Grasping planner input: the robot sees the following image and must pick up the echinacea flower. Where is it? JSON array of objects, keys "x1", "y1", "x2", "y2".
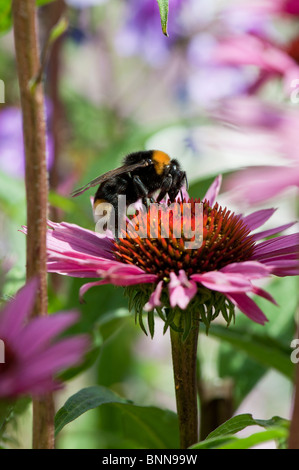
[
  {"x1": 24, "y1": 176, "x2": 299, "y2": 335},
  {"x1": 0, "y1": 279, "x2": 89, "y2": 398}
]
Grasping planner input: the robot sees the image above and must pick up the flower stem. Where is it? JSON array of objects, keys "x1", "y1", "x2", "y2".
[
  {"x1": 12, "y1": 0, "x2": 54, "y2": 449},
  {"x1": 169, "y1": 310, "x2": 200, "y2": 449}
]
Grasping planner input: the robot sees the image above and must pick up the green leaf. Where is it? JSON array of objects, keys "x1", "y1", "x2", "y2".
[
  {"x1": 206, "y1": 413, "x2": 288, "y2": 440},
  {"x1": 213, "y1": 276, "x2": 298, "y2": 406},
  {"x1": 156, "y1": 0, "x2": 169, "y2": 36},
  {"x1": 48, "y1": 190, "x2": 77, "y2": 213},
  {"x1": 218, "y1": 428, "x2": 288, "y2": 449},
  {"x1": 208, "y1": 323, "x2": 294, "y2": 380},
  {"x1": 192, "y1": 428, "x2": 287, "y2": 449},
  {"x1": 55, "y1": 386, "x2": 179, "y2": 448},
  {"x1": 55, "y1": 386, "x2": 129, "y2": 436},
  {"x1": 0, "y1": 1, "x2": 11, "y2": 34},
  {"x1": 191, "y1": 413, "x2": 289, "y2": 449},
  {"x1": 48, "y1": 16, "x2": 68, "y2": 44}
]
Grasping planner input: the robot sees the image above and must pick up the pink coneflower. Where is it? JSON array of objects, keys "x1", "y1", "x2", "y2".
[
  {"x1": 25, "y1": 176, "x2": 299, "y2": 334},
  {"x1": 0, "y1": 279, "x2": 89, "y2": 397},
  {"x1": 215, "y1": 97, "x2": 299, "y2": 204},
  {"x1": 212, "y1": 33, "x2": 299, "y2": 96}
]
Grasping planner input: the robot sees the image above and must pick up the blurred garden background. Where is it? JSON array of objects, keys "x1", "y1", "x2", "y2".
[{"x1": 0, "y1": 0, "x2": 299, "y2": 449}]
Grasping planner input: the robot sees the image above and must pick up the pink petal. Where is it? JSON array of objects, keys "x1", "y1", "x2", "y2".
[
  {"x1": 251, "y1": 222, "x2": 297, "y2": 241},
  {"x1": 14, "y1": 311, "x2": 80, "y2": 359},
  {"x1": 0, "y1": 278, "x2": 38, "y2": 340},
  {"x1": 168, "y1": 272, "x2": 197, "y2": 310},
  {"x1": 79, "y1": 270, "x2": 157, "y2": 300},
  {"x1": 45, "y1": 221, "x2": 115, "y2": 259},
  {"x1": 251, "y1": 286, "x2": 278, "y2": 305},
  {"x1": 265, "y1": 259, "x2": 299, "y2": 277},
  {"x1": 242, "y1": 208, "x2": 276, "y2": 231},
  {"x1": 191, "y1": 271, "x2": 252, "y2": 293},
  {"x1": 220, "y1": 261, "x2": 271, "y2": 279},
  {"x1": 79, "y1": 280, "x2": 108, "y2": 301},
  {"x1": 144, "y1": 281, "x2": 164, "y2": 312},
  {"x1": 17, "y1": 336, "x2": 89, "y2": 383},
  {"x1": 203, "y1": 175, "x2": 222, "y2": 206},
  {"x1": 102, "y1": 265, "x2": 158, "y2": 285},
  {"x1": 226, "y1": 293, "x2": 268, "y2": 325},
  {"x1": 253, "y1": 233, "x2": 299, "y2": 258},
  {"x1": 227, "y1": 166, "x2": 299, "y2": 204}
]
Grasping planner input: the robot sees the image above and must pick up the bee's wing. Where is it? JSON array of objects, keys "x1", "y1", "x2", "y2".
[{"x1": 71, "y1": 160, "x2": 150, "y2": 197}]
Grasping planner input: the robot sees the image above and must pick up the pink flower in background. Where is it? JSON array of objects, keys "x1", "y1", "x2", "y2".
[
  {"x1": 214, "y1": 96, "x2": 299, "y2": 203},
  {"x1": 24, "y1": 177, "x2": 299, "y2": 326},
  {"x1": 212, "y1": 33, "x2": 299, "y2": 96},
  {"x1": 227, "y1": 165, "x2": 299, "y2": 205},
  {"x1": 0, "y1": 279, "x2": 89, "y2": 397}
]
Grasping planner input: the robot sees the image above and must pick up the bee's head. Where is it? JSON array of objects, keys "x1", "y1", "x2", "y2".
[{"x1": 168, "y1": 159, "x2": 182, "y2": 176}]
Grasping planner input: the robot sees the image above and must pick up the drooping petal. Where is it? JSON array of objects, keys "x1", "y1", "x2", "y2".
[
  {"x1": 79, "y1": 268, "x2": 157, "y2": 300},
  {"x1": 251, "y1": 286, "x2": 278, "y2": 305},
  {"x1": 191, "y1": 271, "x2": 252, "y2": 293},
  {"x1": 203, "y1": 175, "x2": 222, "y2": 207},
  {"x1": 144, "y1": 280, "x2": 164, "y2": 311},
  {"x1": 168, "y1": 271, "x2": 197, "y2": 309},
  {"x1": 220, "y1": 261, "x2": 271, "y2": 279},
  {"x1": 226, "y1": 292, "x2": 268, "y2": 325}
]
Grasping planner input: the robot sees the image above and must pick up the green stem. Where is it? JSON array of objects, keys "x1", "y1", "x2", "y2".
[
  {"x1": 169, "y1": 310, "x2": 200, "y2": 449},
  {"x1": 12, "y1": 0, "x2": 54, "y2": 449}
]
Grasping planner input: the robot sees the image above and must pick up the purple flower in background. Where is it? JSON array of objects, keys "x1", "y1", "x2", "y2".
[
  {"x1": 115, "y1": 0, "x2": 185, "y2": 66},
  {"x1": 0, "y1": 106, "x2": 54, "y2": 179},
  {"x1": 0, "y1": 279, "x2": 89, "y2": 398}
]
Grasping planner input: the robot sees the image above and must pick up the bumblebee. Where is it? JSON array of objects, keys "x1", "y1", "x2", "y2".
[{"x1": 72, "y1": 149, "x2": 187, "y2": 230}]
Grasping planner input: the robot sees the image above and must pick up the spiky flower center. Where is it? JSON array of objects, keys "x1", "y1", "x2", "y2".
[{"x1": 113, "y1": 199, "x2": 255, "y2": 279}]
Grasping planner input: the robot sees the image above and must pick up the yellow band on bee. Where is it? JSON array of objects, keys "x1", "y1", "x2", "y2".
[{"x1": 152, "y1": 150, "x2": 170, "y2": 175}]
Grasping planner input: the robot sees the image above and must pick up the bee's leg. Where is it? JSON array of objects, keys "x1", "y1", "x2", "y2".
[
  {"x1": 169, "y1": 172, "x2": 187, "y2": 202},
  {"x1": 156, "y1": 175, "x2": 173, "y2": 203},
  {"x1": 132, "y1": 175, "x2": 150, "y2": 208}
]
